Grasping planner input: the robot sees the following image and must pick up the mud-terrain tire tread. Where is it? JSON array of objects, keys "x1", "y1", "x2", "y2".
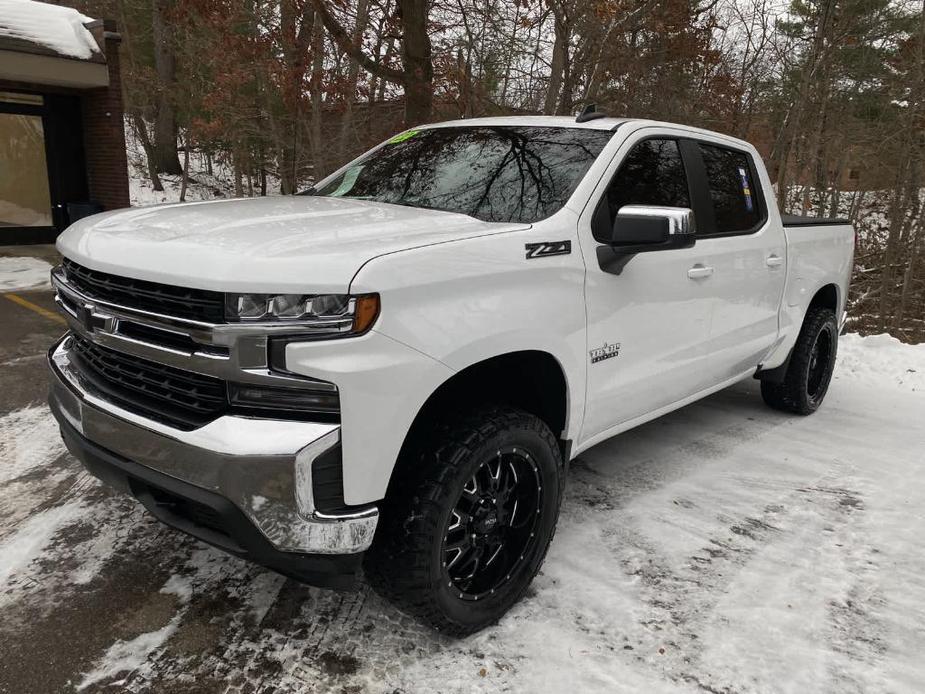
[
  {"x1": 364, "y1": 405, "x2": 563, "y2": 636},
  {"x1": 761, "y1": 306, "x2": 838, "y2": 415}
]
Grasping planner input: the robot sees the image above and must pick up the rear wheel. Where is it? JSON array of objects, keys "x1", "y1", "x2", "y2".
[
  {"x1": 761, "y1": 306, "x2": 838, "y2": 415},
  {"x1": 365, "y1": 406, "x2": 563, "y2": 635}
]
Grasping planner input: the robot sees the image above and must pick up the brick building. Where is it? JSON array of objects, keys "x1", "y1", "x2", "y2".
[{"x1": 0, "y1": 0, "x2": 129, "y2": 244}]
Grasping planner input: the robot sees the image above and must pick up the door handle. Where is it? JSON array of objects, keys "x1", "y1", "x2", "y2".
[
  {"x1": 688, "y1": 265, "x2": 714, "y2": 280},
  {"x1": 766, "y1": 255, "x2": 784, "y2": 268}
]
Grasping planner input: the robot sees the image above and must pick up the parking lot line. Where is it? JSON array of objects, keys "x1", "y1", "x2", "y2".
[{"x1": 3, "y1": 293, "x2": 66, "y2": 325}]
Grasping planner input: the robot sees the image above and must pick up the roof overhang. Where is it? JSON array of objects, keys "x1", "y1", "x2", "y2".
[{"x1": 0, "y1": 49, "x2": 108, "y2": 88}]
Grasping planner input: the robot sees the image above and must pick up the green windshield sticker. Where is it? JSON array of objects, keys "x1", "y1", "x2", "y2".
[{"x1": 387, "y1": 129, "x2": 419, "y2": 144}]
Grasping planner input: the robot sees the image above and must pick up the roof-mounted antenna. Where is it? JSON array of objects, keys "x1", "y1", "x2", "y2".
[{"x1": 575, "y1": 104, "x2": 606, "y2": 123}]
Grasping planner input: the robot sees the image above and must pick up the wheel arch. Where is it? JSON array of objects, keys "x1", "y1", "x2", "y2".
[
  {"x1": 412, "y1": 349, "x2": 568, "y2": 443},
  {"x1": 808, "y1": 282, "x2": 840, "y2": 314},
  {"x1": 758, "y1": 282, "x2": 841, "y2": 383},
  {"x1": 386, "y1": 350, "x2": 571, "y2": 497}
]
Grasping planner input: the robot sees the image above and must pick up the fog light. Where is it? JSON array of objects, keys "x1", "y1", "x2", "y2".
[{"x1": 228, "y1": 381, "x2": 340, "y2": 414}]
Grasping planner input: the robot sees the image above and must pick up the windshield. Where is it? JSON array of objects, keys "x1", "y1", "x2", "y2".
[{"x1": 312, "y1": 126, "x2": 612, "y2": 224}]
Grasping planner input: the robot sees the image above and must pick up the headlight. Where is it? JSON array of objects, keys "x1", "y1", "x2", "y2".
[{"x1": 224, "y1": 292, "x2": 380, "y2": 335}]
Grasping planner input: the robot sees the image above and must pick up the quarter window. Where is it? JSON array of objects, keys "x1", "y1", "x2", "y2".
[{"x1": 698, "y1": 143, "x2": 762, "y2": 234}]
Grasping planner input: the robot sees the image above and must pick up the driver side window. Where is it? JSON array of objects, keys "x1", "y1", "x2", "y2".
[{"x1": 606, "y1": 139, "x2": 691, "y2": 222}]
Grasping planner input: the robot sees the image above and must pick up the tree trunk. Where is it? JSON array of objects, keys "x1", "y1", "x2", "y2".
[
  {"x1": 878, "y1": 163, "x2": 911, "y2": 330},
  {"x1": 400, "y1": 0, "x2": 433, "y2": 124},
  {"x1": 894, "y1": 210, "x2": 922, "y2": 331},
  {"x1": 772, "y1": 0, "x2": 835, "y2": 210},
  {"x1": 179, "y1": 144, "x2": 190, "y2": 202},
  {"x1": 309, "y1": 18, "x2": 326, "y2": 181},
  {"x1": 151, "y1": 0, "x2": 182, "y2": 175},
  {"x1": 233, "y1": 149, "x2": 244, "y2": 197},
  {"x1": 544, "y1": 3, "x2": 568, "y2": 115},
  {"x1": 130, "y1": 113, "x2": 163, "y2": 192},
  {"x1": 278, "y1": 0, "x2": 314, "y2": 194},
  {"x1": 337, "y1": 0, "x2": 370, "y2": 165},
  {"x1": 376, "y1": 43, "x2": 393, "y2": 102}
]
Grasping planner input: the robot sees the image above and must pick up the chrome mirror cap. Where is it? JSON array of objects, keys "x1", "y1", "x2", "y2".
[{"x1": 616, "y1": 205, "x2": 696, "y2": 236}]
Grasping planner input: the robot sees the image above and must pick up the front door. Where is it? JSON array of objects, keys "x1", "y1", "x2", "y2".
[{"x1": 577, "y1": 131, "x2": 717, "y2": 445}]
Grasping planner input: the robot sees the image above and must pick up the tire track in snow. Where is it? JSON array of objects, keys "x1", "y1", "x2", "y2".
[{"x1": 562, "y1": 386, "x2": 895, "y2": 692}]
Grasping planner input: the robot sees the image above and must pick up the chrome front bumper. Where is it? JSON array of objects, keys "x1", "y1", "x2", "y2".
[{"x1": 48, "y1": 335, "x2": 378, "y2": 555}]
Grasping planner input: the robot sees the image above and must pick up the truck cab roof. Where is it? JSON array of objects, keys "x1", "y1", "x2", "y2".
[
  {"x1": 413, "y1": 115, "x2": 759, "y2": 154},
  {"x1": 415, "y1": 115, "x2": 633, "y2": 131}
]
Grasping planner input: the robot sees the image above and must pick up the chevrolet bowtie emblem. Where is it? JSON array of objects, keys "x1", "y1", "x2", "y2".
[
  {"x1": 77, "y1": 302, "x2": 115, "y2": 334},
  {"x1": 78, "y1": 302, "x2": 95, "y2": 332}
]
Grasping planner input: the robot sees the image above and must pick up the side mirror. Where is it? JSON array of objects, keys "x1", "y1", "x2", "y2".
[{"x1": 609, "y1": 205, "x2": 696, "y2": 254}]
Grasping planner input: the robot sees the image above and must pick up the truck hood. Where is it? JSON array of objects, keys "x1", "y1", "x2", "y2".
[{"x1": 57, "y1": 196, "x2": 529, "y2": 293}]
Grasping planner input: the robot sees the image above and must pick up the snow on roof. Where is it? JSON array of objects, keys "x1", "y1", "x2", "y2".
[{"x1": 0, "y1": 0, "x2": 100, "y2": 60}]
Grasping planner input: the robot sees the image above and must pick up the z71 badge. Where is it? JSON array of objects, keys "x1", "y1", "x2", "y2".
[
  {"x1": 525, "y1": 240, "x2": 571, "y2": 259},
  {"x1": 590, "y1": 342, "x2": 621, "y2": 364}
]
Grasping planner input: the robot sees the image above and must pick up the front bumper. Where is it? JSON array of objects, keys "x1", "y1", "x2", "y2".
[{"x1": 48, "y1": 335, "x2": 378, "y2": 585}]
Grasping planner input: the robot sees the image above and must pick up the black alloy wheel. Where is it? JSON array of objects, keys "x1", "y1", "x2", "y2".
[
  {"x1": 443, "y1": 446, "x2": 542, "y2": 601},
  {"x1": 364, "y1": 406, "x2": 564, "y2": 636},
  {"x1": 761, "y1": 306, "x2": 839, "y2": 415},
  {"x1": 806, "y1": 327, "x2": 834, "y2": 404}
]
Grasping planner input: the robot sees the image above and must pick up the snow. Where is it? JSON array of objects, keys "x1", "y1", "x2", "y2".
[
  {"x1": 0, "y1": 256, "x2": 53, "y2": 292},
  {"x1": 124, "y1": 125, "x2": 285, "y2": 206},
  {"x1": 76, "y1": 577, "x2": 191, "y2": 692},
  {"x1": 1, "y1": 333, "x2": 924, "y2": 691},
  {"x1": 0, "y1": 405, "x2": 65, "y2": 483},
  {"x1": 834, "y1": 332, "x2": 925, "y2": 392},
  {"x1": 0, "y1": 500, "x2": 85, "y2": 589},
  {"x1": 0, "y1": 0, "x2": 100, "y2": 60}
]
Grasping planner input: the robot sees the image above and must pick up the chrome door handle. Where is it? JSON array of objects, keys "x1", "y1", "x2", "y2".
[
  {"x1": 687, "y1": 265, "x2": 714, "y2": 279},
  {"x1": 766, "y1": 255, "x2": 784, "y2": 268}
]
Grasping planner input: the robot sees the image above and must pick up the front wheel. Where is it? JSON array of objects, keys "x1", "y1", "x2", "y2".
[
  {"x1": 365, "y1": 406, "x2": 564, "y2": 636},
  {"x1": 761, "y1": 306, "x2": 839, "y2": 415}
]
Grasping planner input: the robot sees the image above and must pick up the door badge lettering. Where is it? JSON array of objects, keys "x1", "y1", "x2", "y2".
[{"x1": 590, "y1": 342, "x2": 621, "y2": 364}]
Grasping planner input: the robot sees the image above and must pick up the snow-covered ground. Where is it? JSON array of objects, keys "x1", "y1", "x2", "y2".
[
  {"x1": 125, "y1": 128, "x2": 285, "y2": 207},
  {"x1": 1, "y1": 333, "x2": 924, "y2": 693},
  {"x1": 0, "y1": 256, "x2": 53, "y2": 292}
]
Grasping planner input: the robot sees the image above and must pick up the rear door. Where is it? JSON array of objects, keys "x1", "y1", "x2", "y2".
[
  {"x1": 684, "y1": 139, "x2": 786, "y2": 379},
  {"x1": 576, "y1": 130, "x2": 717, "y2": 444}
]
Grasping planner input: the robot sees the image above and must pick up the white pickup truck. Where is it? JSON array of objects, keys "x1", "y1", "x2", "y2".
[{"x1": 48, "y1": 115, "x2": 854, "y2": 635}]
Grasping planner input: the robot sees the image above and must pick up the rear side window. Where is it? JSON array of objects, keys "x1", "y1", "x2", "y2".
[
  {"x1": 698, "y1": 143, "x2": 762, "y2": 234},
  {"x1": 606, "y1": 139, "x2": 690, "y2": 220}
]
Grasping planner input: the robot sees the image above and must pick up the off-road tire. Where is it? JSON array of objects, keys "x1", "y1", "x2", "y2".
[
  {"x1": 364, "y1": 406, "x2": 564, "y2": 636},
  {"x1": 761, "y1": 306, "x2": 838, "y2": 415}
]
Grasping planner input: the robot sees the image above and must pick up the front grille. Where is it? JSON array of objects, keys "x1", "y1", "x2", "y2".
[
  {"x1": 69, "y1": 334, "x2": 227, "y2": 430},
  {"x1": 63, "y1": 258, "x2": 225, "y2": 323}
]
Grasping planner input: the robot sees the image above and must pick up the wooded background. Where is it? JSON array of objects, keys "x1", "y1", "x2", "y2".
[{"x1": 58, "y1": 0, "x2": 925, "y2": 342}]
